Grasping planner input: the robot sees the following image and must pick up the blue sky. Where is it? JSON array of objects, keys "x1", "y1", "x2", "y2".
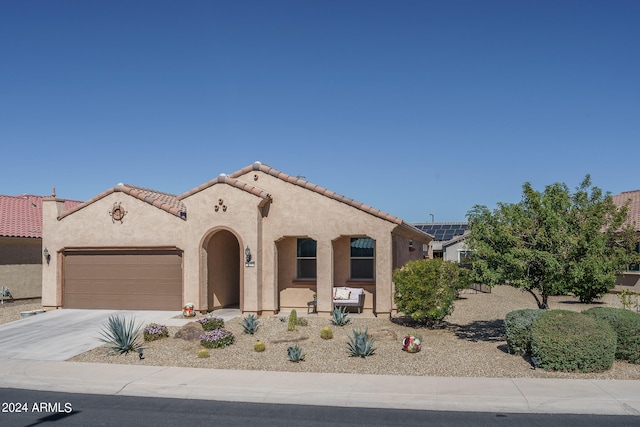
[{"x1": 2, "y1": 1, "x2": 638, "y2": 222}]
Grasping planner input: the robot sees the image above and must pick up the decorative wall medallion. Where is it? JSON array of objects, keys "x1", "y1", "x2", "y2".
[{"x1": 109, "y1": 202, "x2": 127, "y2": 223}]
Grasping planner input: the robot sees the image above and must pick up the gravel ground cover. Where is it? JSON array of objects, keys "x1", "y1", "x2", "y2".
[
  {"x1": 0, "y1": 299, "x2": 42, "y2": 324},
  {"x1": 70, "y1": 286, "x2": 640, "y2": 379},
  {"x1": 5, "y1": 289, "x2": 640, "y2": 379}
]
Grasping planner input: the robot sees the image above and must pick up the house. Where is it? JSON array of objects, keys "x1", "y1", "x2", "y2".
[
  {"x1": 0, "y1": 194, "x2": 81, "y2": 299},
  {"x1": 413, "y1": 222, "x2": 468, "y2": 262},
  {"x1": 41, "y1": 162, "x2": 433, "y2": 316},
  {"x1": 612, "y1": 190, "x2": 640, "y2": 292}
]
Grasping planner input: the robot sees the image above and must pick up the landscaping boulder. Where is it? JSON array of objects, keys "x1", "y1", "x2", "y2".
[
  {"x1": 367, "y1": 328, "x2": 398, "y2": 341},
  {"x1": 174, "y1": 322, "x2": 204, "y2": 341}
]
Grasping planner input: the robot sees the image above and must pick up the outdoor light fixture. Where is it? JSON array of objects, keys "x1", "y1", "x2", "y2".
[
  {"x1": 245, "y1": 246, "x2": 252, "y2": 263},
  {"x1": 43, "y1": 248, "x2": 51, "y2": 264},
  {"x1": 138, "y1": 348, "x2": 144, "y2": 360},
  {"x1": 409, "y1": 240, "x2": 415, "y2": 251}
]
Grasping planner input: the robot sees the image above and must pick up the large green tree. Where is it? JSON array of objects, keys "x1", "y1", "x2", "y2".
[{"x1": 466, "y1": 176, "x2": 638, "y2": 308}]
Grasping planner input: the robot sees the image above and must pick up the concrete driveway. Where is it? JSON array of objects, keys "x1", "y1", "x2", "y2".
[{"x1": 0, "y1": 309, "x2": 180, "y2": 361}]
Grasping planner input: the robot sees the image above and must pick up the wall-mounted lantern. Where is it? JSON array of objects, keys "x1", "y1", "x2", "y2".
[
  {"x1": 43, "y1": 248, "x2": 51, "y2": 264},
  {"x1": 245, "y1": 246, "x2": 255, "y2": 267}
]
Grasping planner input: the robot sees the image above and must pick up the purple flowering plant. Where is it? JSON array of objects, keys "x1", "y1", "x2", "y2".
[
  {"x1": 198, "y1": 316, "x2": 225, "y2": 331},
  {"x1": 143, "y1": 323, "x2": 169, "y2": 342},
  {"x1": 200, "y1": 329, "x2": 236, "y2": 349}
]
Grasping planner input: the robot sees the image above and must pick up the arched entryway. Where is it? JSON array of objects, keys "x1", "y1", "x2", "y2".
[{"x1": 206, "y1": 229, "x2": 242, "y2": 310}]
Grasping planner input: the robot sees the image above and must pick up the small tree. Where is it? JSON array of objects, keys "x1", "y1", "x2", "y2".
[
  {"x1": 466, "y1": 175, "x2": 638, "y2": 308},
  {"x1": 393, "y1": 259, "x2": 468, "y2": 324}
]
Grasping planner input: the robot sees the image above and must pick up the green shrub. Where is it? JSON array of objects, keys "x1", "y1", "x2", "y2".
[
  {"x1": 531, "y1": 310, "x2": 616, "y2": 372},
  {"x1": 198, "y1": 316, "x2": 225, "y2": 331},
  {"x1": 98, "y1": 315, "x2": 142, "y2": 355},
  {"x1": 296, "y1": 317, "x2": 308, "y2": 327},
  {"x1": 504, "y1": 309, "x2": 546, "y2": 355},
  {"x1": 583, "y1": 307, "x2": 640, "y2": 364},
  {"x1": 393, "y1": 259, "x2": 464, "y2": 323}
]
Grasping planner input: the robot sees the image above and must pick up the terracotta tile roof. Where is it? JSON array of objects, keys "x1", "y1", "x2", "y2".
[
  {"x1": 229, "y1": 162, "x2": 430, "y2": 240},
  {"x1": 612, "y1": 190, "x2": 640, "y2": 231},
  {"x1": 45, "y1": 162, "x2": 431, "y2": 242},
  {"x1": 0, "y1": 194, "x2": 82, "y2": 238},
  {"x1": 59, "y1": 185, "x2": 187, "y2": 220},
  {"x1": 178, "y1": 173, "x2": 271, "y2": 203}
]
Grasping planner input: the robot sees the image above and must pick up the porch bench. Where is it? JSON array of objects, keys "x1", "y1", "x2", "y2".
[{"x1": 332, "y1": 287, "x2": 365, "y2": 313}]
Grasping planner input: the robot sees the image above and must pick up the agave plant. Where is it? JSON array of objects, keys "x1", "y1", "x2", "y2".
[
  {"x1": 98, "y1": 315, "x2": 142, "y2": 354},
  {"x1": 242, "y1": 314, "x2": 260, "y2": 334},
  {"x1": 347, "y1": 328, "x2": 376, "y2": 358},
  {"x1": 287, "y1": 345, "x2": 305, "y2": 362},
  {"x1": 330, "y1": 306, "x2": 351, "y2": 326}
]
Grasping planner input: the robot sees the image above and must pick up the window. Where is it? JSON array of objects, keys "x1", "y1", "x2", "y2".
[
  {"x1": 297, "y1": 238, "x2": 317, "y2": 279},
  {"x1": 629, "y1": 242, "x2": 640, "y2": 272},
  {"x1": 458, "y1": 250, "x2": 473, "y2": 264},
  {"x1": 350, "y1": 237, "x2": 374, "y2": 279}
]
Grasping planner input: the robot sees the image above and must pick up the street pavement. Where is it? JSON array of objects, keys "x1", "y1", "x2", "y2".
[{"x1": 0, "y1": 309, "x2": 639, "y2": 416}]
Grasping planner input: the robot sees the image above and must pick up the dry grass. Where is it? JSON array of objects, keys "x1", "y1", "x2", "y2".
[{"x1": 67, "y1": 286, "x2": 640, "y2": 379}]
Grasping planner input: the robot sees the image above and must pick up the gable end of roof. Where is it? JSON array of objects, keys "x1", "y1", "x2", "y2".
[
  {"x1": 59, "y1": 185, "x2": 187, "y2": 220},
  {"x1": 178, "y1": 174, "x2": 271, "y2": 202},
  {"x1": 229, "y1": 161, "x2": 407, "y2": 226}
]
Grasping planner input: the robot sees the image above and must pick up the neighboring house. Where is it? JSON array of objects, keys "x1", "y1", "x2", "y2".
[
  {"x1": 612, "y1": 190, "x2": 640, "y2": 292},
  {"x1": 413, "y1": 222, "x2": 468, "y2": 262},
  {"x1": 0, "y1": 194, "x2": 81, "y2": 299},
  {"x1": 42, "y1": 162, "x2": 433, "y2": 316}
]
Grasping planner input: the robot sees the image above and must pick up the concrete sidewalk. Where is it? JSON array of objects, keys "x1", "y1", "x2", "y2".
[{"x1": 1, "y1": 359, "x2": 639, "y2": 416}]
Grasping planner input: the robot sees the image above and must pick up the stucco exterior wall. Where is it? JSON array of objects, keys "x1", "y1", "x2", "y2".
[
  {"x1": 240, "y1": 171, "x2": 399, "y2": 315},
  {"x1": 443, "y1": 239, "x2": 468, "y2": 263},
  {"x1": 42, "y1": 163, "x2": 432, "y2": 316},
  {"x1": 42, "y1": 194, "x2": 188, "y2": 308},
  {"x1": 180, "y1": 182, "x2": 263, "y2": 312},
  {"x1": 0, "y1": 237, "x2": 42, "y2": 299}
]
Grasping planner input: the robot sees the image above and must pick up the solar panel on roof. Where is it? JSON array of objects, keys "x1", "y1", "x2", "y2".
[{"x1": 413, "y1": 223, "x2": 468, "y2": 242}]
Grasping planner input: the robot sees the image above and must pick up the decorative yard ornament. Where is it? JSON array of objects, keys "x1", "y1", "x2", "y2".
[
  {"x1": 183, "y1": 303, "x2": 195, "y2": 317},
  {"x1": 402, "y1": 335, "x2": 422, "y2": 353},
  {"x1": 109, "y1": 202, "x2": 127, "y2": 223}
]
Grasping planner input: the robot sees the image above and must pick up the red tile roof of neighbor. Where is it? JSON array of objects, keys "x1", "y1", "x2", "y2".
[
  {"x1": 0, "y1": 195, "x2": 82, "y2": 238},
  {"x1": 612, "y1": 190, "x2": 640, "y2": 231}
]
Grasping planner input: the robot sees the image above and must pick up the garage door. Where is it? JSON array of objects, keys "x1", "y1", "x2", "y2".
[{"x1": 63, "y1": 250, "x2": 183, "y2": 310}]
